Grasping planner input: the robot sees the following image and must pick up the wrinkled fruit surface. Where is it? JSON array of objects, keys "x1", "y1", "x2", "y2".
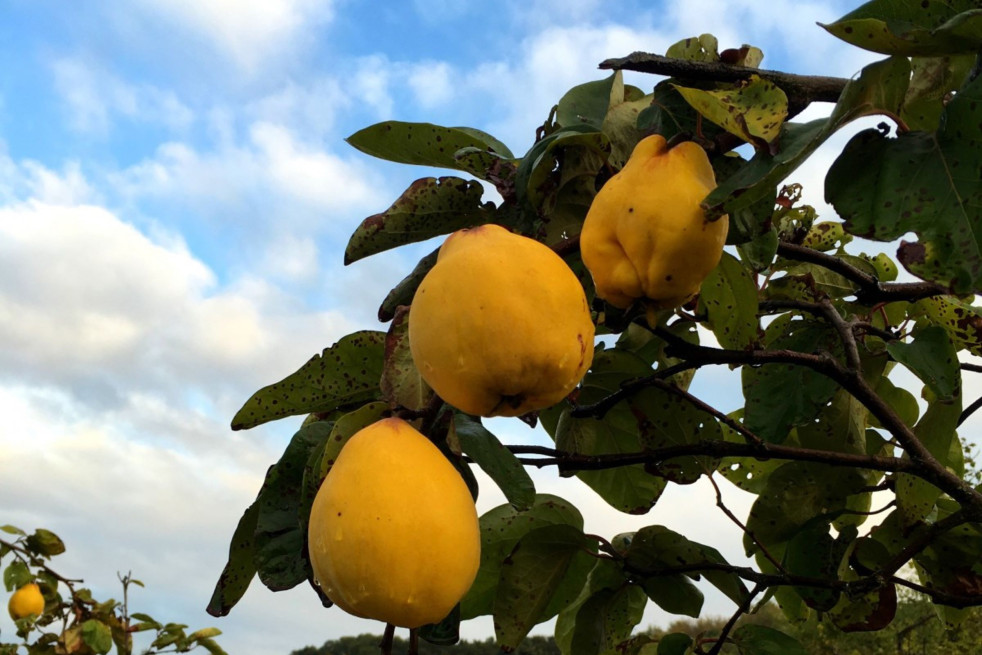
[
  {"x1": 8, "y1": 583, "x2": 44, "y2": 620},
  {"x1": 580, "y1": 134, "x2": 729, "y2": 310},
  {"x1": 307, "y1": 417, "x2": 480, "y2": 628},
  {"x1": 409, "y1": 224, "x2": 595, "y2": 417}
]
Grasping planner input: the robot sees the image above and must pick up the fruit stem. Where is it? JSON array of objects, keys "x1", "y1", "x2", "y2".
[
  {"x1": 409, "y1": 628, "x2": 419, "y2": 655},
  {"x1": 379, "y1": 623, "x2": 395, "y2": 655}
]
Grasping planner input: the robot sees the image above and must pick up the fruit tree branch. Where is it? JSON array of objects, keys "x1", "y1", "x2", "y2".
[
  {"x1": 776, "y1": 241, "x2": 949, "y2": 303},
  {"x1": 599, "y1": 52, "x2": 849, "y2": 113}
]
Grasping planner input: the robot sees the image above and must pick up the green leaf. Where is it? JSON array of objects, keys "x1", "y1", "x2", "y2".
[
  {"x1": 0, "y1": 525, "x2": 25, "y2": 536},
  {"x1": 704, "y1": 55, "x2": 910, "y2": 222},
  {"x1": 903, "y1": 55, "x2": 974, "y2": 131},
  {"x1": 25, "y1": 529, "x2": 65, "y2": 557},
  {"x1": 80, "y1": 619, "x2": 113, "y2": 655},
  {"x1": 564, "y1": 584, "x2": 648, "y2": 655},
  {"x1": 698, "y1": 252, "x2": 759, "y2": 349},
  {"x1": 196, "y1": 637, "x2": 229, "y2": 655},
  {"x1": 231, "y1": 331, "x2": 385, "y2": 430},
  {"x1": 461, "y1": 494, "x2": 583, "y2": 620},
  {"x1": 896, "y1": 392, "x2": 962, "y2": 525},
  {"x1": 910, "y1": 295, "x2": 982, "y2": 357},
  {"x1": 494, "y1": 524, "x2": 597, "y2": 650},
  {"x1": 344, "y1": 177, "x2": 493, "y2": 264},
  {"x1": 657, "y1": 633, "x2": 694, "y2": 655},
  {"x1": 638, "y1": 81, "x2": 726, "y2": 146},
  {"x1": 554, "y1": 558, "x2": 632, "y2": 655},
  {"x1": 254, "y1": 422, "x2": 334, "y2": 592},
  {"x1": 188, "y1": 628, "x2": 222, "y2": 641},
  {"x1": 731, "y1": 624, "x2": 808, "y2": 655},
  {"x1": 784, "y1": 522, "x2": 850, "y2": 611},
  {"x1": 346, "y1": 121, "x2": 513, "y2": 170},
  {"x1": 556, "y1": 73, "x2": 618, "y2": 130},
  {"x1": 886, "y1": 325, "x2": 961, "y2": 401},
  {"x1": 666, "y1": 34, "x2": 719, "y2": 62},
  {"x1": 453, "y1": 414, "x2": 535, "y2": 511},
  {"x1": 517, "y1": 127, "x2": 609, "y2": 210},
  {"x1": 3, "y1": 561, "x2": 30, "y2": 591},
  {"x1": 745, "y1": 462, "x2": 868, "y2": 555},
  {"x1": 826, "y1": 73, "x2": 982, "y2": 294},
  {"x1": 207, "y1": 500, "x2": 259, "y2": 617},
  {"x1": 419, "y1": 604, "x2": 460, "y2": 646},
  {"x1": 828, "y1": 582, "x2": 898, "y2": 632},
  {"x1": 742, "y1": 319, "x2": 841, "y2": 443},
  {"x1": 625, "y1": 525, "x2": 750, "y2": 609},
  {"x1": 552, "y1": 348, "x2": 667, "y2": 514},
  {"x1": 639, "y1": 573, "x2": 703, "y2": 618},
  {"x1": 378, "y1": 247, "x2": 439, "y2": 322},
  {"x1": 380, "y1": 306, "x2": 433, "y2": 411},
  {"x1": 673, "y1": 76, "x2": 788, "y2": 149},
  {"x1": 821, "y1": 3, "x2": 982, "y2": 56}
]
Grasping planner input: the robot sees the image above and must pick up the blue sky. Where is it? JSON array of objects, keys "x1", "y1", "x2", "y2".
[{"x1": 0, "y1": 1, "x2": 907, "y2": 654}]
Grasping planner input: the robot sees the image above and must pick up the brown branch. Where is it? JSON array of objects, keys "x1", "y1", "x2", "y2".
[
  {"x1": 599, "y1": 52, "x2": 848, "y2": 109},
  {"x1": 877, "y1": 510, "x2": 969, "y2": 578},
  {"x1": 708, "y1": 474, "x2": 784, "y2": 573},
  {"x1": 776, "y1": 242, "x2": 948, "y2": 304},
  {"x1": 959, "y1": 395, "x2": 982, "y2": 427},
  {"x1": 961, "y1": 363, "x2": 982, "y2": 374},
  {"x1": 707, "y1": 583, "x2": 765, "y2": 655},
  {"x1": 820, "y1": 297, "x2": 862, "y2": 371}
]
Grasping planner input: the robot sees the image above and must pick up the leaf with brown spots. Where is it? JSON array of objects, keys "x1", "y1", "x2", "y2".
[
  {"x1": 231, "y1": 331, "x2": 386, "y2": 430},
  {"x1": 346, "y1": 121, "x2": 513, "y2": 171},
  {"x1": 821, "y1": 1, "x2": 982, "y2": 57},
  {"x1": 826, "y1": 73, "x2": 982, "y2": 294},
  {"x1": 345, "y1": 176, "x2": 494, "y2": 264}
]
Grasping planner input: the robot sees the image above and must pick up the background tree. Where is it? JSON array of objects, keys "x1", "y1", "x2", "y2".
[
  {"x1": 0, "y1": 525, "x2": 225, "y2": 655},
  {"x1": 208, "y1": 1, "x2": 982, "y2": 653}
]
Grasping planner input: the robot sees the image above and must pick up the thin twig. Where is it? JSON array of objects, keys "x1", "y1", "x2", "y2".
[
  {"x1": 380, "y1": 624, "x2": 395, "y2": 655},
  {"x1": 959, "y1": 395, "x2": 982, "y2": 427},
  {"x1": 708, "y1": 474, "x2": 785, "y2": 573},
  {"x1": 707, "y1": 583, "x2": 765, "y2": 655}
]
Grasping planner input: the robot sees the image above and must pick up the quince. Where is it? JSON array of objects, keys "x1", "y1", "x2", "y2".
[
  {"x1": 580, "y1": 134, "x2": 728, "y2": 311},
  {"x1": 307, "y1": 417, "x2": 480, "y2": 628},
  {"x1": 8, "y1": 583, "x2": 44, "y2": 620},
  {"x1": 409, "y1": 224, "x2": 594, "y2": 417}
]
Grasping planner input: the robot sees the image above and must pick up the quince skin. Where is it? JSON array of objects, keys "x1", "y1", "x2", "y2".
[
  {"x1": 8, "y1": 583, "x2": 44, "y2": 620},
  {"x1": 580, "y1": 134, "x2": 728, "y2": 311},
  {"x1": 307, "y1": 417, "x2": 480, "y2": 628},
  {"x1": 409, "y1": 224, "x2": 594, "y2": 417}
]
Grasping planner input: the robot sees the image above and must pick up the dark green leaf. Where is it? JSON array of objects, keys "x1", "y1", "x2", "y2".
[
  {"x1": 657, "y1": 633, "x2": 694, "y2": 655},
  {"x1": 494, "y1": 524, "x2": 596, "y2": 650},
  {"x1": 346, "y1": 121, "x2": 513, "y2": 170},
  {"x1": 207, "y1": 500, "x2": 259, "y2": 617},
  {"x1": 625, "y1": 525, "x2": 750, "y2": 609},
  {"x1": 745, "y1": 463, "x2": 868, "y2": 555},
  {"x1": 556, "y1": 73, "x2": 618, "y2": 130},
  {"x1": 231, "y1": 331, "x2": 385, "y2": 430},
  {"x1": 518, "y1": 128, "x2": 609, "y2": 210},
  {"x1": 699, "y1": 252, "x2": 759, "y2": 349},
  {"x1": 903, "y1": 55, "x2": 974, "y2": 131},
  {"x1": 461, "y1": 494, "x2": 583, "y2": 620},
  {"x1": 553, "y1": 348, "x2": 667, "y2": 514},
  {"x1": 344, "y1": 177, "x2": 493, "y2": 264},
  {"x1": 453, "y1": 414, "x2": 535, "y2": 511},
  {"x1": 640, "y1": 573, "x2": 703, "y2": 618},
  {"x1": 785, "y1": 522, "x2": 850, "y2": 611},
  {"x1": 731, "y1": 624, "x2": 808, "y2": 655},
  {"x1": 25, "y1": 529, "x2": 65, "y2": 557},
  {"x1": 566, "y1": 584, "x2": 648, "y2": 655},
  {"x1": 419, "y1": 603, "x2": 460, "y2": 646},
  {"x1": 378, "y1": 247, "x2": 439, "y2": 322},
  {"x1": 826, "y1": 73, "x2": 982, "y2": 294},
  {"x1": 705, "y1": 56, "x2": 910, "y2": 221},
  {"x1": 886, "y1": 325, "x2": 961, "y2": 400},
  {"x1": 254, "y1": 422, "x2": 334, "y2": 592},
  {"x1": 742, "y1": 319, "x2": 841, "y2": 444}
]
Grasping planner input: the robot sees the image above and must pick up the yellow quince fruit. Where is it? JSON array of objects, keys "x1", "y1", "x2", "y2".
[
  {"x1": 8, "y1": 582, "x2": 44, "y2": 620},
  {"x1": 409, "y1": 224, "x2": 594, "y2": 417},
  {"x1": 580, "y1": 134, "x2": 728, "y2": 311},
  {"x1": 307, "y1": 417, "x2": 480, "y2": 628}
]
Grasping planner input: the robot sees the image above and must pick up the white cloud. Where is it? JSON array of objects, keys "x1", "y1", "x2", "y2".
[
  {"x1": 408, "y1": 61, "x2": 455, "y2": 109},
  {"x1": 51, "y1": 58, "x2": 194, "y2": 135},
  {"x1": 132, "y1": 0, "x2": 335, "y2": 72}
]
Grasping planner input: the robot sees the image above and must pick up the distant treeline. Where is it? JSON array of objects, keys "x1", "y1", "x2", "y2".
[{"x1": 290, "y1": 634, "x2": 558, "y2": 655}]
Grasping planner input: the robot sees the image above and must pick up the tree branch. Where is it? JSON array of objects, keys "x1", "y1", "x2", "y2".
[
  {"x1": 599, "y1": 52, "x2": 848, "y2": 111},
  {"x1": 776, "y1": 242, "x2": 948, "y2": 304}
]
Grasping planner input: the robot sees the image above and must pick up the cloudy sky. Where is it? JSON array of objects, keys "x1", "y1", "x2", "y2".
[{"x1": 0, "y1": 1, "x2": 909, "y2": 653}]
